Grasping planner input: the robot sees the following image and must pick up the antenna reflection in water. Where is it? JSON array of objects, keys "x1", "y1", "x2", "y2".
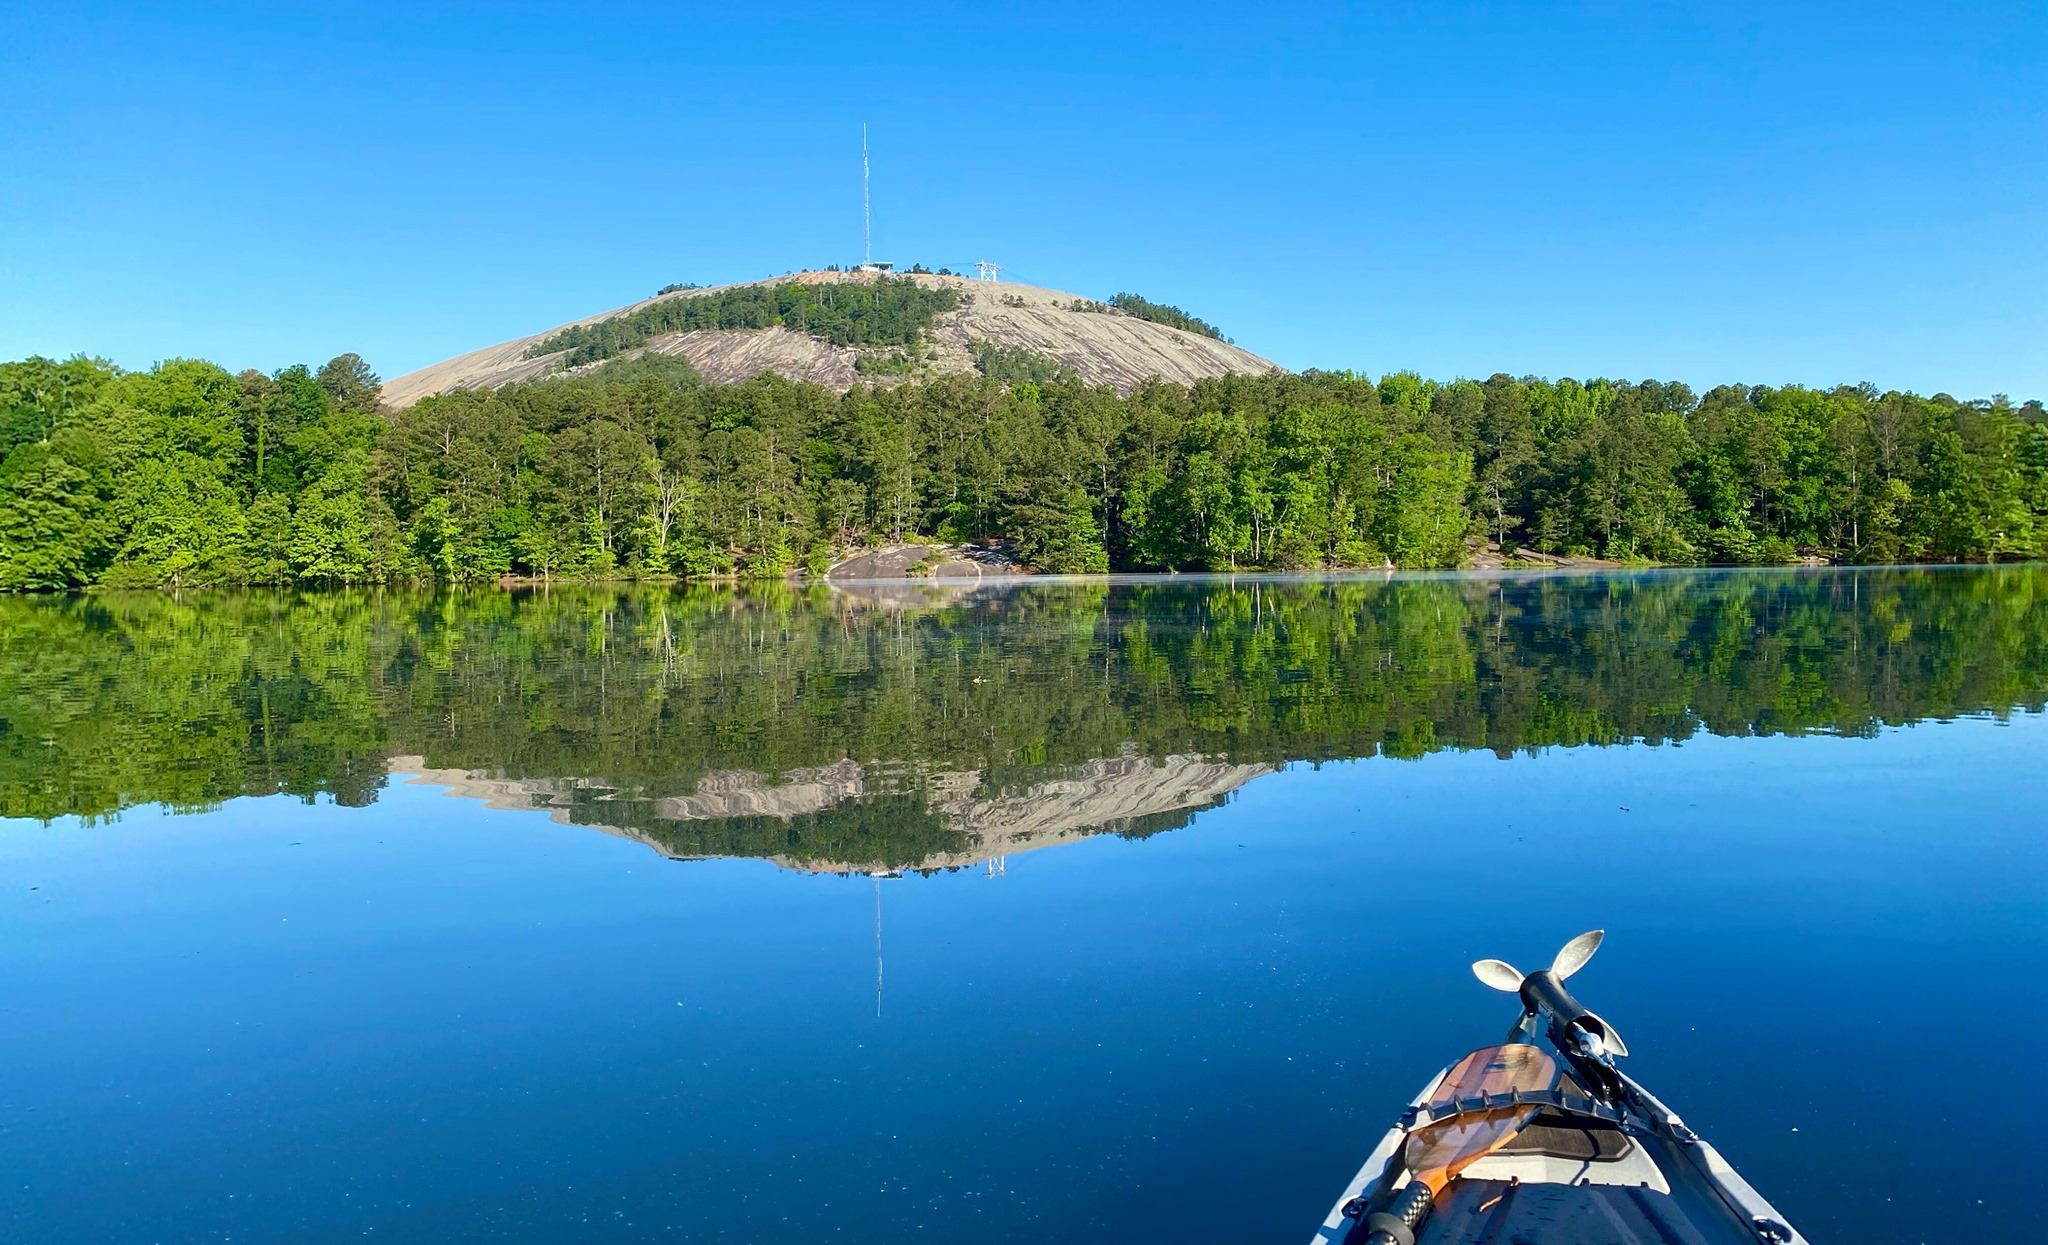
[{"x1": 872, "y1": 870, "x2": 885, "y2": 1017}]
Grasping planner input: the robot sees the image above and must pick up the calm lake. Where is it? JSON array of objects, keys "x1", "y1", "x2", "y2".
[{"x1": 3, "y1": 568, "x2": 2044, "y2": 1244}]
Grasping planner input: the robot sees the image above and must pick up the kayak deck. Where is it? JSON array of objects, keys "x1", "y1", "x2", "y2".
[
  {"x1": 1417, "y1": 1124, "x2": 1779, "y2": 1244},
  {"x1": 1315, "y1": 1057, "x2": 1802, "y2": 1245}
]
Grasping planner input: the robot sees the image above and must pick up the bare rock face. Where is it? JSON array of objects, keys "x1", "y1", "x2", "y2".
[
  {"x1": 825, "y1": 543, "x2": 1020, "y2": 581},
  {"x1": 641, "y1": 325, "x2": 861, "y2": 389},
  {"x1": 380, "y1": 271, "x2": 1281, "y2": 407}
]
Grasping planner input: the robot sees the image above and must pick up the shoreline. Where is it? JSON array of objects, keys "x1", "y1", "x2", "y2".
[{"x1": 13, "y1": 558, "x2": 2041, "y2": 599}]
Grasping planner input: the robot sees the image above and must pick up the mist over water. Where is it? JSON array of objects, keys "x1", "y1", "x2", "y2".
[{"x1": 2, "y1": 568, "x2": 2044, "y2": 1243}]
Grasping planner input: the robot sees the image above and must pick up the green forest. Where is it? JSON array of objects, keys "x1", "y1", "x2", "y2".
[
  {"x1": 525, "y1": 276, "x2": 961, "y2": 367},
  {"x1": 2, "y1": 344, "x2": 2046, "y2": 591},
  {"x1": 2, "y1": 570, "x2": 2043, "y2": 864},
  {"x1": 1104, "y1": 292, "x2": 1228, "y2": 341}
]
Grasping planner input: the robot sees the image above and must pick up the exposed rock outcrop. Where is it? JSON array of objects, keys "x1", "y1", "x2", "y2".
[
  {"x1": 826, "y1": 543, "x2": 1019, "y2": 580},
  {"x1": 381, "y1": 271, "x2": 1279, "y2": 407}
]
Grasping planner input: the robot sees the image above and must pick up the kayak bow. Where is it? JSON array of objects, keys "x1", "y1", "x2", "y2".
[{"x1": 1314, "y1": 932, "x2": 1804, "y2": 1245}]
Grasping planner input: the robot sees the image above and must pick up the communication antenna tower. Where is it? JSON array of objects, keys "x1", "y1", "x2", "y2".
[
  {"x1": 976, "y1": 261, "x2": 1000, "y2": 282},
  {"x1": 862, "y1": 123, "x2": 872, "y2": 270}
]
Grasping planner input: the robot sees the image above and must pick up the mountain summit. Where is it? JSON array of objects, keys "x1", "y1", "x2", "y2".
[{"x1": 381, "y1": 270, "x2": 1279, "y2": 407}]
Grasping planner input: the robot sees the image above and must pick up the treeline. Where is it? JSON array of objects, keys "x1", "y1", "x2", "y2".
[
  {"x1": 0, "y1": 353, "x2": 383, "y2": 590},
  {"x1": 525, "y1": 276, "x2": 961, "y2": 366},
  {"x1": 4, "y1": 571, "x2": 2044, "y2": 855},
  {"x1": 1107, "y1": 292, "x2": 1227, "y2": 340},
  {"x1": 3, "y1": 350, "x2": 2046, "y2": 590}
]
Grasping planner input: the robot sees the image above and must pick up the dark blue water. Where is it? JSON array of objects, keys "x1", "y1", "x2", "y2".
[{"x1": 1, "y1": 570, "x2": 2043, "y2": 1243}]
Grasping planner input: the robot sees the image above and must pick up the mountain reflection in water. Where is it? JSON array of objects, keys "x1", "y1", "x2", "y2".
[
  {"x1": 393, "y1": 750, "x2": 1276, "y2": 873},
  {"x1": 4, "y1": 567, "x2": 2045, "y2": 869}
]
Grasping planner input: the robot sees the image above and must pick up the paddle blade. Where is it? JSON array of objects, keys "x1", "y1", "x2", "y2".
[
  {"x1": 1407, "y1": 1045, "x2": 1558, "y2": 1193},
  {"x1": 1471, "y1": 959, "x2": 1525, "y2": 992},
  {"x1": 1550, "y1": 929, "x2": 1604, "y2": 980},
  {"x1": 1405, "y1": 1106, "x2": 1538, "y2": 1194}
]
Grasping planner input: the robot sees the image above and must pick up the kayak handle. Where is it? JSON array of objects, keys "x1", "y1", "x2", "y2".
[{"x1": 1354, "y1": 1181, "x2": 1432, "y2": 1245}]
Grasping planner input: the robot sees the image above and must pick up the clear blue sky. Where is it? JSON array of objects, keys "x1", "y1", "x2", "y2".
[{"x1": 4, "y1": 2, "x2": 2043, "y2": 397}]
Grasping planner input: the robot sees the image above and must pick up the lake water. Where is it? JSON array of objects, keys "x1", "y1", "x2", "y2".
[{"x1": 2, "y1": 568, "x2": 2044, "y2": 1244}]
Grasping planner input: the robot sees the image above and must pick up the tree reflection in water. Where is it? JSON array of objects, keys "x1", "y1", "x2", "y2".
[{"x1": 3, "y1": 567, "x2": 2043, "y2": 868}]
